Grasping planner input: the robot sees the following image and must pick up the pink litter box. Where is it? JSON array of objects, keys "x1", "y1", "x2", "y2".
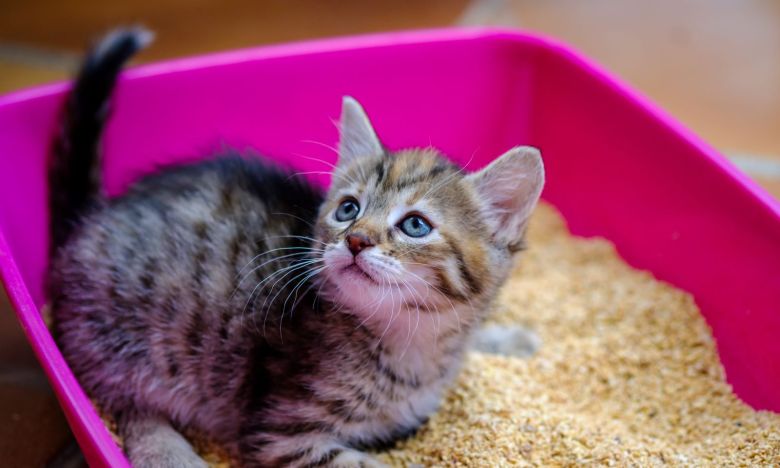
[{"x1": 0, "y1": 28, "x2": 778, "y2": 466}]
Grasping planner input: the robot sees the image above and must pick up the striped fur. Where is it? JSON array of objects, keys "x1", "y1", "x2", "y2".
[{"x1": 48, "y1": 32, "x2": 544, "y2": 467}]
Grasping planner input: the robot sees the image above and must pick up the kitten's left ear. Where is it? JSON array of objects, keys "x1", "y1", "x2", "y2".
[
  {"x1": 465, "y1": 146, "x2": 545, "y2": 249},
  {"x1": 338, "y1": 96, "x2": 384, "y2": 165}
]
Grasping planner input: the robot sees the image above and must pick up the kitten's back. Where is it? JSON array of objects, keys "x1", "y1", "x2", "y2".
[
  {"x1": 47, "y1": 28, "x2": 324, "y2": 449},
  {"x1": 51, "y1": 154, "x2": 322, "y2": 428}
]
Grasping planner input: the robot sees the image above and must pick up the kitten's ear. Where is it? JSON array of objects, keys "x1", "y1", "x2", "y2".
[
  {"x1": 465, "y1": 146, "x2": 545, "y2": 249},
  {"x1": 338, "y1": 96, "x2": 384, "y2": 165}
]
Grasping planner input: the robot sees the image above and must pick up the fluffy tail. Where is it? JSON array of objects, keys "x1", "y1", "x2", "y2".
[{"x1": 49, "y1": 27, "x2": 152, "y2": 254}]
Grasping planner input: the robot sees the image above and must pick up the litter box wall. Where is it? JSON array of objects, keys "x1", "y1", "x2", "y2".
[
  {"x1": 527, "y1": 42, "x2": 780, "y2": 413},
  {"x1": 0, "y1": 28, "x2": 778, "y2": 466}
]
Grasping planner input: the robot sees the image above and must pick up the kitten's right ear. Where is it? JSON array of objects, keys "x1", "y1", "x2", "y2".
[
  {"x1": 465, "y1": 146, "x2": 545, "y2": 250},
  {"x1": 338, "y1": 96, "x2": 384, "y2": 165}
]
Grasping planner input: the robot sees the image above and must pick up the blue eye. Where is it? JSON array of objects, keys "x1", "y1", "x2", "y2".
[
  {"x1": 335, "y1": 198, "x2": 360, "y2": 222},
  {"x1": 399, "y1": 215, "x2": 433, "y2": 238}
]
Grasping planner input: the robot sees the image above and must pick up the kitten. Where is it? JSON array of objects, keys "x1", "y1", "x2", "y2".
[{"x1": 47, "y1": 29, "x2": 544, "y2": 467}]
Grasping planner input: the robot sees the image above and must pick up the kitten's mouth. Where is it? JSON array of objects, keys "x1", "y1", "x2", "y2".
[{"x1": 342, "y1": 263, "x2": 378, "y2": 284}]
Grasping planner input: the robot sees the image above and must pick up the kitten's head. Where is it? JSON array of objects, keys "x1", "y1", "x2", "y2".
[{"x1": 314, "y1": 97, "x2": 544, "y2": 336}]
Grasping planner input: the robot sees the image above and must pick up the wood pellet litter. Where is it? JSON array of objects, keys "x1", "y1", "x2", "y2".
[
  {"x1": 379, "y1": 203, "x2": 779, "y2": 467},
  {"x1": 93, "y1": 203, "x2": 779, "y2": 466}
]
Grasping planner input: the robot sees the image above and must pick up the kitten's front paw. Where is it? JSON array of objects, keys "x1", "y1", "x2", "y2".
[
  {"x1": 130, "y1": 442, "x2": 208, "y2": 468},
  {"x1": 472, "y1": 323, "x2": 541, "y2": 358},
  {"x1": 329, "y1": 449, "x2": 388, "y2": 468},
  {"x1": 124, "y1": 418, "x2": 208, "y2": 468}
]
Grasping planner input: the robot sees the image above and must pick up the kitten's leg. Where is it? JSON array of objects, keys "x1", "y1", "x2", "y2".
[
  {"x1": 118, "y1": 411, "x2": 207, "y2": 468},
  {"x1": 472, "y1": 323, "x2": 541, "y2": 358},
  {"x1": 329, "y1": 449, "x2": 387, "y2": 468},
  {"x1": 241, "y1": 431, "x2": 386, "y2": 468}
]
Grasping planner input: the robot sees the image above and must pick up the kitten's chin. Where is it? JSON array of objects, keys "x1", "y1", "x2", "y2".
[
  {"x1": 322, "y1": 264, "x2": 470, "y2": 350},
  {"x1": 341, "y1": 263, "x2": 379, "y2": 284},
  {"x1": 327, "y1": 265, "x2": 383, "y2": 302},
  {"x1": 321, "y1": 254, "x2": 451, "y2": 334},
  {"x1": 323, "y1": 264, "x2": 398, "y2": 317}
]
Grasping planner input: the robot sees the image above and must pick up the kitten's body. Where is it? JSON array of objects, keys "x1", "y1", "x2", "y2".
[
  {"x1": 52, "y1": 156, "x2": 477, "y2": 467},
  {"x1": 48, "y1": 30, "x2": 543, "y2": 467}
]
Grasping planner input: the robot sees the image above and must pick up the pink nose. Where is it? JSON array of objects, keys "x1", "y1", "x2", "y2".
[{"x1": 346, "y1": 233, "x2": 374, "y2": 256}]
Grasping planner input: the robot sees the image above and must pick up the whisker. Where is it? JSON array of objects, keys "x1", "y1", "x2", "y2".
[
  {"x1": 293, "y1": 151, "x2": 363, "y2": 188},
  {"x1": 238, "y1": 261, "x2": 304, "y2": 332},
  {"x1": 376, "y1": 270, "x2": 398, "y2": 348},
  {"x1": 271, "y1": 211, "x2": 314, "y2": 228},
  {"x1": 242, "y1": 259, "x2": 322, "y2": 331},
  {"x1": 288, "y1": 170, "x2": 356, "y2": 187},
  {"x1": 256, "y1": 259, "x2": 322, "y2": 311},
  {"x1": 235, "y1": 245, "x2": 325, "y2": 280},
  {"x1": 397, "y1": 278, "x2": 421, "y2": 360},
  {"x1": 421, "y1": 153, "x2": 475, "y2": 201},
  {"x1": 288, "y1": 270, "x2": 328, "y2": 314},
  {"x1": 274, "y1": 265, "x2": 327, "y2": 340},
  {"x1": 257, "y1": 260, "x2": 324, "y2": 335},
  {"x1": 281, "y1": 264, "x2": 325, "y2": 316},
  {"x1": 311, "y1": 267, "x2": 333, "y2": 310},
  {"x1": 357, "y1": 269, "x2": 392, "y2": 330},
  {"x1": 403, "y1": 269, "x2": 462, "y2": 339},
  {"x1": 232, "y1": 250, "x2": 321, "y2": 298},
  {"x1": 300, "y1": 139, "x2": 339, "y2": 156},
  {"x1": 268, "y1": 234, "x2": 329, "y2": 246}
]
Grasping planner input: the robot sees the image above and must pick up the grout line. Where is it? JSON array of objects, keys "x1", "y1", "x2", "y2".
[
  {"x1": 0, "y1": 42, "x2": 79, "y2": 71},
  {"x1": 725, "y1": 153, "x2": 780, "y2": 179}
]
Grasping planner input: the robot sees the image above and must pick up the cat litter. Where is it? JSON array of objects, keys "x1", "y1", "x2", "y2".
[
  {"x1": 105, "y1": 203, "x2": 778, "y2": 466},
  {"x1": 379, "y1": 204, "x2": 780, "y2": 466}
]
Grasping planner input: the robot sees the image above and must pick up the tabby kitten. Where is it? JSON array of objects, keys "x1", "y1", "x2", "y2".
[{"x1": 47, "y1": 30, "x2": 544, "y2": 467}]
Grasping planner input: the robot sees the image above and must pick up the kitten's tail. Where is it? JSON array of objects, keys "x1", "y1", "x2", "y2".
[{"x1": 49, "y1": 27, "x2": 152, "y2": 254}]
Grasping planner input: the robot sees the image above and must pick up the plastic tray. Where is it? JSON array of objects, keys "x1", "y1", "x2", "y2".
[{"x1": 0, "y1": 28, "x2": 778, "y2": 466}]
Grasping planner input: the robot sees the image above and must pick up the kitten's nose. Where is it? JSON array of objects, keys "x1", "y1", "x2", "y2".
[{"x1": 345, "y1": 233, "x2": 374, "y2": 256}]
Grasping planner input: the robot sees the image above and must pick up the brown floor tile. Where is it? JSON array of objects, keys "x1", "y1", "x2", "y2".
[
  {"x1": 0, "y1": 0, "x2": 469, "y2": 92},
  {"x1": 0, "y1": 378, "x2": 75, "y2": 466},
  {"x1": 0, "y1": 0, "x2": 469, "y2": 60},
  {"x1": 0, "y1": 59, "x2": 69, "y2": 94},
  {"x1": 0, "y1": 286, "x2": 76, "y2": 466},
  {"x1": 0, "y1": 286, "x2": 42, "y2": 375}
]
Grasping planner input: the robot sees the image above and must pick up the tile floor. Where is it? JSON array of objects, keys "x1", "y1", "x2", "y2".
[{"x1": 1, "y1": 0, "x2": 778, "y2": 465}]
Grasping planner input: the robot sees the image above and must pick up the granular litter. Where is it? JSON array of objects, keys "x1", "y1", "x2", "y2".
[
  {"x1": 99, "y1": 203, "x2": 780, "y2": 466},
  {"x1": 379, "y1": 203, "x2": 779, "y2": 466}
]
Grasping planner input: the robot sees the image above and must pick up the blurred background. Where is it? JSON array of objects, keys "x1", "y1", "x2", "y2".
[{"x1": 1, "y1": 0, "x2": 779, "y2": 465}]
